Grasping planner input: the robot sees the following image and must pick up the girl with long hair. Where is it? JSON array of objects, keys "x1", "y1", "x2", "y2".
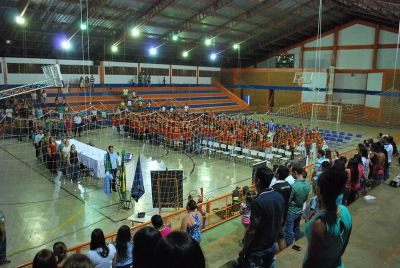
[
  {"x1": 303, "y1": 161, "x2": 352, "y2": 268},
  {"x1": 87, "y1": 228, "x2": 116, "y2": 268},
  {"x1": 114, "y1": 225, "x2": 133, "y2": 268}
]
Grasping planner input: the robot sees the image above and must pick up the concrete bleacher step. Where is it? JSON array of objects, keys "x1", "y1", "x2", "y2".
[{"x1": 43, "y1": 85, "x2": 246, "y2": 113}]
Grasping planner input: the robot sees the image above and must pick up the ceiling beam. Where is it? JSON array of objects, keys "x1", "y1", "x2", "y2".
[{"x1": 158, "y1": 0, "x2": 234, "y2": 41}]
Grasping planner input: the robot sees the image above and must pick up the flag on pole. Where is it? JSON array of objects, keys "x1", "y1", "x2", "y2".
[
  {"x1": 119, "y1": 150, "x2": 127, "y2": 202},
  {"x1": 104, "y1": 172, "x2": 112, "y2": 198},
  {"x1": 131, "y1": 155, "x2": 145, "y2": 202}
]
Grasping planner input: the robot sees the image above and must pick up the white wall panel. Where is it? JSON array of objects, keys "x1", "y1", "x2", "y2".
[
  {"x1": 365, "y1": 73, "x2": 383, "y2": 108},
  {"x1": 338, "y1": 24, "x2": 375, "y2": 45},
  {"x1": 303, "y1": 50, "x2": 332, "y2": 68},
  {"x1": 334, "y1": 73, "x2": 366, "y2": 105},
  {"x1": 258, "y1": 57, "x2": 276, "y2": 68},
  {"x1": 288, "y1": 47, "x2": 301, "y2": 68},
  {"x1": 6, "y1": 57, "x2": 57, "y2": 64},
  {"x1": 377, "y1": 49, "x2": 400, "y2": 69},
  {"x1": 304, "y1": 34, "x2": 334, "y2": 47},
  {"x1": 336, "y1": 49, "x2": 373, "y2": 69},
  {"x1": 301, "y1": 72, "x2": 327, "y2": 103},
  {"x1": 379, "y1": 30, "x2": 398, "y2": 44},
  {"x1": 105, "y1": 75, "x2": 136, "y2": 84}
]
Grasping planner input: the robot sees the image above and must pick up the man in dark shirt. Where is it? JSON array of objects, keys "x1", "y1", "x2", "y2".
[
  {"x1": 239, "y1": 167, "x2": 285, "y2": 268},
  {"x1": 272, "y1": 165, "x2": 292, "y2": 251}
]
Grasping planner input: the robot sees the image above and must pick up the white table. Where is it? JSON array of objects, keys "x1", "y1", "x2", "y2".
[
  {"x1": 57, "y1": 139, "x2": 107, "y2": 178},
  {"x1": 127, "y1": 213, "x2": 153, "y2": 226}
]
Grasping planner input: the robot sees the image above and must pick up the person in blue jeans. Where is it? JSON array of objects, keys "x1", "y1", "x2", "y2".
[
  {"x1": 284, "y1": 164, "x2": 311, "y2": 246},
  {"x1": 237, "y1": 166, "x2": 284, "y2": 268}
]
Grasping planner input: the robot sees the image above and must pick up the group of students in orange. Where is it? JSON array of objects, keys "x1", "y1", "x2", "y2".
[{"x1": 111, "y1": 110, "x2": 324, "y2": 154}]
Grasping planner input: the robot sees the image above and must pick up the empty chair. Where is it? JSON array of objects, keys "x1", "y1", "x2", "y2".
[
  {"x1": 243, "y1": 148, "x2": 254, "y2": 164},
  {"x1": 266, "y1": 153, "x2": 274, "y2": 162},
  {"x1": 271, "y1": 147, "x2": 278, "y2": 154},
  {"x1": 228, "y1": 145, "x2": 237, "y2": 160},
  {"x1": 278, "y1": 148, "x2": 285, "y2": 156},
  {"x1": 250, "y1": 150, "x2": 261, "y2": 163},
  {"x1": 236, "y1": 148, "x2": 247, "y2": 163},
  {"x1": 214, "y1": 142, "x2": 223, "y2": 157},
  {"x1": 221, "y1": 144, "x2": 229, "y2": 159},
  {"x1": 201, "y1": 140, "x2": 209, "y2": 155},
  {"x1": 208, "y1": 141, "x2": 216, "y2": 156},
  {"x1": 258, "y1": 152, "x2": 266, "y2": 160}
]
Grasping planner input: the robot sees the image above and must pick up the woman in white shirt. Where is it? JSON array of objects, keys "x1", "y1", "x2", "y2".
[{"x1": 87, "y1": 228, "x2": 116, "y2": 268}]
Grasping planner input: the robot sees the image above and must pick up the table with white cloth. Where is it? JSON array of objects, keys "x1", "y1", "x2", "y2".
[{"x1": 56, "y1": 139, "x2": 107, "y2": 178}]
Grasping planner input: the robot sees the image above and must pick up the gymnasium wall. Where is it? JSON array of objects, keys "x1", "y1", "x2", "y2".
[
  {"x1": 245, "y1": 20, "x2": 399, "y2": 125},
  {"x1": 0, "y1": 57, "x2": 220, "y2": 86},
  {"x1": 259, "y1": 21, "x2": 398, "y2": 71}
]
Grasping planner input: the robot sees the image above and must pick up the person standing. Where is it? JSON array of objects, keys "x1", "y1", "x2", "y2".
[
  {"x1": 383, "y1": 136, "x2": 393, "y2": 180},
  {"x1": 79, "y1": 77, "x2": 85, "y2": 92},
  {"x1": 85, "y1": 76, "x2": 90, "y2": 90},
  {"x1": 41, "y1": 90, "x2": 47, "y2": 104},
  {"x1": 68, "y1": 144, "x2": 80, "y2": 182},
  {"x1": 238, "y1": 167, "x2": 285, "y2": 268},
  {"x1": 0, "y1": 210, "x2": 10, "y2": 265},
  {"x1": 31, "y1": 91, "x2": 37, "y2": 106},
  {"x1": 312, "y1": 149, "x2": 328, "y2": 181},
  {"x1": 272, "y1": 165, "x2": 292, "y2": 251},
  {"x1": 73, "y1": 113, "x2": 82, "y2": 137},
  {"x1": 47, "y1": 136, "x2": 58, "y2": 174},
  {"x1": 181, "y1": 200, "x2": 203, "y2": 243},
  {"x1": 303, "y1": 162, "x2": 352, "y2": 268},
  {"x1": 61, "y1": 139, "x2": 71, "y2": 177},
  {"x1": 284, "y1": 164, "x2": 311, "y2": 246},
  {"x1": 89, "y1": 75, "x2": 95, "y2": 92},
  {"x1": 104, "y1": 145, "x2": 119, "y2": 191},
  {"x1": 5, "y1": 107, "x2": 13, "y2": 124}
]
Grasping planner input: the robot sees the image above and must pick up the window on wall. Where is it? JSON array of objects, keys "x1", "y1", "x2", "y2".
[
  {"x1": 105, "y1": 66, "x2": 137, "y2": 75},
  {"x1": 172, "y1": 69, "x2": 196, "y2": 77},
  {"x1": 141, "y1": 67, "x2": 169, "y2": 76},
  {"x1": 7, "y1": 63, "x2": 43, "y2": 73},
  {"x1": 199, "y1": 70, "x2": 219, "y2": 77},
  {"x1": 60, "y1": 65, "x2": 98, "y2": 74}
]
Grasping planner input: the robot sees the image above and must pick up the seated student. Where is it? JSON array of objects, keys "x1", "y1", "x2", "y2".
[
  {"x1": 114, "y1": 225, "x2": 133, "y2": 268},
  {"x1": 152, "y1": 231, "x2": 205, "y2": 268},
  {"x1": 151, "y1": 214, "x2": 172, "y2": 238},
  {"x1": 87, "y1": 228, "x2": 116, "y2": 268},
  {"x1": 33, "y1": 249, "x2": 57, "y2": 268},
  {"x1": 133, "y1": 226, "x2": 162, "y2": 268},
  {"x1": 53, "y1": 241, "x2": 67, "y2": 268},
  {"x1": 62, "y1": 254, "x2": 93, "y2": 268}
]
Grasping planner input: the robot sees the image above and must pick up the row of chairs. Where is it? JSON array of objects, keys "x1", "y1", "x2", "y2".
[{"x1": 200, "y1": 140, "x2": 300, "y2": 166}]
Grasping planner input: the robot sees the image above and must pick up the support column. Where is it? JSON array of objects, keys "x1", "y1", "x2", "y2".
[
  {"x1": 331, "y1": 28, "x2": 338, "y2": 67},
  {"x1": 300, "y1": 45, "x2": 304, "y2": 68},
  {"x1": 2, "y1": 57, "x2": 7, "y2": 85},
  {"x1": 196, "y1": 66, "x2": 199, "y2": 84},
  {"x1": 99, "y1": 61, "x2": 105, "y2": 84},
  {"x1": 169, "y1": 64, "x2": 172, "y2": 84},
  {"x1": 372, "y1": 26, "x2": 380, "y2": 70}
]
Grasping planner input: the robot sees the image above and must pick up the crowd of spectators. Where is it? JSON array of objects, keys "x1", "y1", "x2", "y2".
[{"x1": 29, "y1": 210, "x2": 205, "y2": 268}]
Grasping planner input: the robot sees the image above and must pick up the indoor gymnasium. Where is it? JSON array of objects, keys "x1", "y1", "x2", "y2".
[{"x1": 0, "y1": 0, "x2": 399, "y2": 267}]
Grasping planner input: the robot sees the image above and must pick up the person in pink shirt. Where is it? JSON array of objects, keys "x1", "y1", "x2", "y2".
[{"x1": 151, "y1": 214, "x2": 172, "y2": 238}]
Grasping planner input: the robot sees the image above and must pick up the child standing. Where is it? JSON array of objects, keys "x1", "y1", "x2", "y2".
[{"x1": 235, "y1": 190, "x2": 257, "y2": 267}]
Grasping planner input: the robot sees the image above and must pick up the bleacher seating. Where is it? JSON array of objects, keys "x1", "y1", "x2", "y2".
[{"x1": 40, "y1": 84, "x2": 248, "y2": 113}]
